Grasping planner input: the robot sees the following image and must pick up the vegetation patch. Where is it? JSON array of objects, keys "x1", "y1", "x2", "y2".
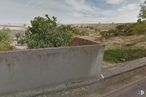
[
  {"x1": 131, "y1": 21, "x2": 146, "y2": 35},
  {"x1": 104, "y1": 48, "x2": 146, "y2": 63},
  {"x1": 100, "y1": 21, "x2": 146, "y2": 38},
  {"x1": 24, "y1": 15, "x2": 88, "y2": 49},
  {"x1": 0, "y1": 29, "x2": 12, "y2": 51}
]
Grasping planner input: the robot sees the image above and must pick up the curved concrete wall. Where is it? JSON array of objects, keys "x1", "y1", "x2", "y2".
[{"x1": 0, "y1": 45, "x2": 104, "y2": 94}]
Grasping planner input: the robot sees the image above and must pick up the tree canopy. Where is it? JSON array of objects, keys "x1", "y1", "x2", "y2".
[
  {"x1": 139, "y1": 0, "x2": 146, "y2": 20},
  {"x1": 25, "y1": 15, "x2": 76, "y2": 49}
]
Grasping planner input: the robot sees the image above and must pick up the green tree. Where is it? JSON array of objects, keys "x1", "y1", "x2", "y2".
[
  {"x1": 139, "y1": 0, "x2": 146, "y2": 20},
  {"x1": 0, "y1": 29, "x2": 12, "y2": 51},
  {"x1": 25, "y1": 15, "x2": 74, "y2": 48}
]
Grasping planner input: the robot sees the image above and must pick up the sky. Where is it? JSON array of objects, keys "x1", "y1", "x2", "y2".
[{"x1": 0, "y1": 0, "x2": 145, "y2": 24}]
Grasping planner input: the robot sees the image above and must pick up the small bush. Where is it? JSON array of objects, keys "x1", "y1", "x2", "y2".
[
  {"x1": 0, "y1": 29, "x2": 12, "y2": 51},
  {"x1": 100, "y1": 23, "x2": 133, "y2": 38},
  {"x1": 100, "y1": 30, "x2": 113, "y2": 38},
  {"x1": 104, "y1": 48, "x2": 146, "y2": 63},
  {"x1": 15, "y1": 33, "x2": 26, "y2": 45},
  {"x1": 114, "y1": 24, "x2": 133, "y2": 36},
  {"x1": 100, "y1": 21, "x2": 146, "y2": 38}
]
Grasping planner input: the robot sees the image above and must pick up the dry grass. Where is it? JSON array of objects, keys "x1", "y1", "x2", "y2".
[{"x1": 102, "y1": 35, "x2": 146, "y2": 50}]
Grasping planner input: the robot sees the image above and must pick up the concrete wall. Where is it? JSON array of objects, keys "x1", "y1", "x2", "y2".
[{"x1": 0, "y1": 45, "x2": 104, "y2": 94}]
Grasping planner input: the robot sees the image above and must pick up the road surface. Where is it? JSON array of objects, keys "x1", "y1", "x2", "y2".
[{"x1": 105, "y1": 77, "x2": 146, "y2": 97}]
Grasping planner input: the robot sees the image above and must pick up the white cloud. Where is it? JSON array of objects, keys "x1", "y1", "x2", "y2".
[
  {"x1": 105, "y1": 0, "x2": 125, "y2": 4},
  {"x1": 112, "y1": 3, "x2": 140, "y2": 23},
  {"x1": 0, "y1": 0, "x2": 143, "y2": 24},
  {"x1": 63, "y1": 0, "x2": 140, "y2": 23},
  {"x1": 65, "y1": 0, "x2": 99, "y2": 17},
  {"x1": 118, "y1": 3, "x2": 140, "y2": 11}
]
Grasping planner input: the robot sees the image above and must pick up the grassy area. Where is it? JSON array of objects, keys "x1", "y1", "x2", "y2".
[
  {"x1": 104, "y1": 48, "x2": 146, "y2": 63},
  {"x1": 131, "y1": 21, "x2": 146, "y2": 35}
]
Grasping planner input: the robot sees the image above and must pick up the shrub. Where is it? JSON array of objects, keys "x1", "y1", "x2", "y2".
[
  {"x1": 25, "y1": 15, "x2": 89, "y2": 49},
  {"x1": 114, "y1": 24, "x2": 133, "y2": 36},
  {"x1": 100, "y1": 23, "x2": 134, "y2": 38},
  {"x1": 99, "y1": 22, "x2": 146, "y2": 38},
  {"x1": 25, "y1": 15, "x2": 77, "y2": 49},
  {"x1": 100, "y1": 30, "x2": 113, "y2": 38},
  {"x1": 15, "y1": 33, "x2": 26, "y2": 45},
  {"x1": 0, "y1": 29, "x2": 12, "y2": 51}
]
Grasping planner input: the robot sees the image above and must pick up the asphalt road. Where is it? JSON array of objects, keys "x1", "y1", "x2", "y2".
[{"x1": 105, "y1": 78, "x2": 146, "y2": 97}]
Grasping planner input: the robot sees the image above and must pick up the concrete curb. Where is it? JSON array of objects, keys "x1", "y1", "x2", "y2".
[{"x1": 102, "y1": 57, "x2": 146, "y2": 78}]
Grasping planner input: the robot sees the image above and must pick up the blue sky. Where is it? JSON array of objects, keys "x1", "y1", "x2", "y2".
[{"x1": 0, "y1": 0, "x2": 145, "y2": 24}]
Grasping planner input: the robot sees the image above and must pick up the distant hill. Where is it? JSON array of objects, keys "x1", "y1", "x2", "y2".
[{"x1": 69, "y1": 23, "x2": 121, "y2": 31}]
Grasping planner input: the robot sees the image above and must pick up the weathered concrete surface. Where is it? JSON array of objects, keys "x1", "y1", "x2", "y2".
[
  {"x1": 2, "y1": 57, "x2": 146, "y2": 97},
  {"x1": 102, "y1": 57, "x2": 146, "y2": 78},
  {"x1": 0, "y1": 45, "x2": 104, "y2": 95}
]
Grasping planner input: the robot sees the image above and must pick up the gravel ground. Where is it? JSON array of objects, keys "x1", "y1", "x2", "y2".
[
  {"x1": 0, "y1": 86, "x2": 89, "y2": 97},
  {"x1": 35, "y1": 87, "x2": 88, "y2": 97}
]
